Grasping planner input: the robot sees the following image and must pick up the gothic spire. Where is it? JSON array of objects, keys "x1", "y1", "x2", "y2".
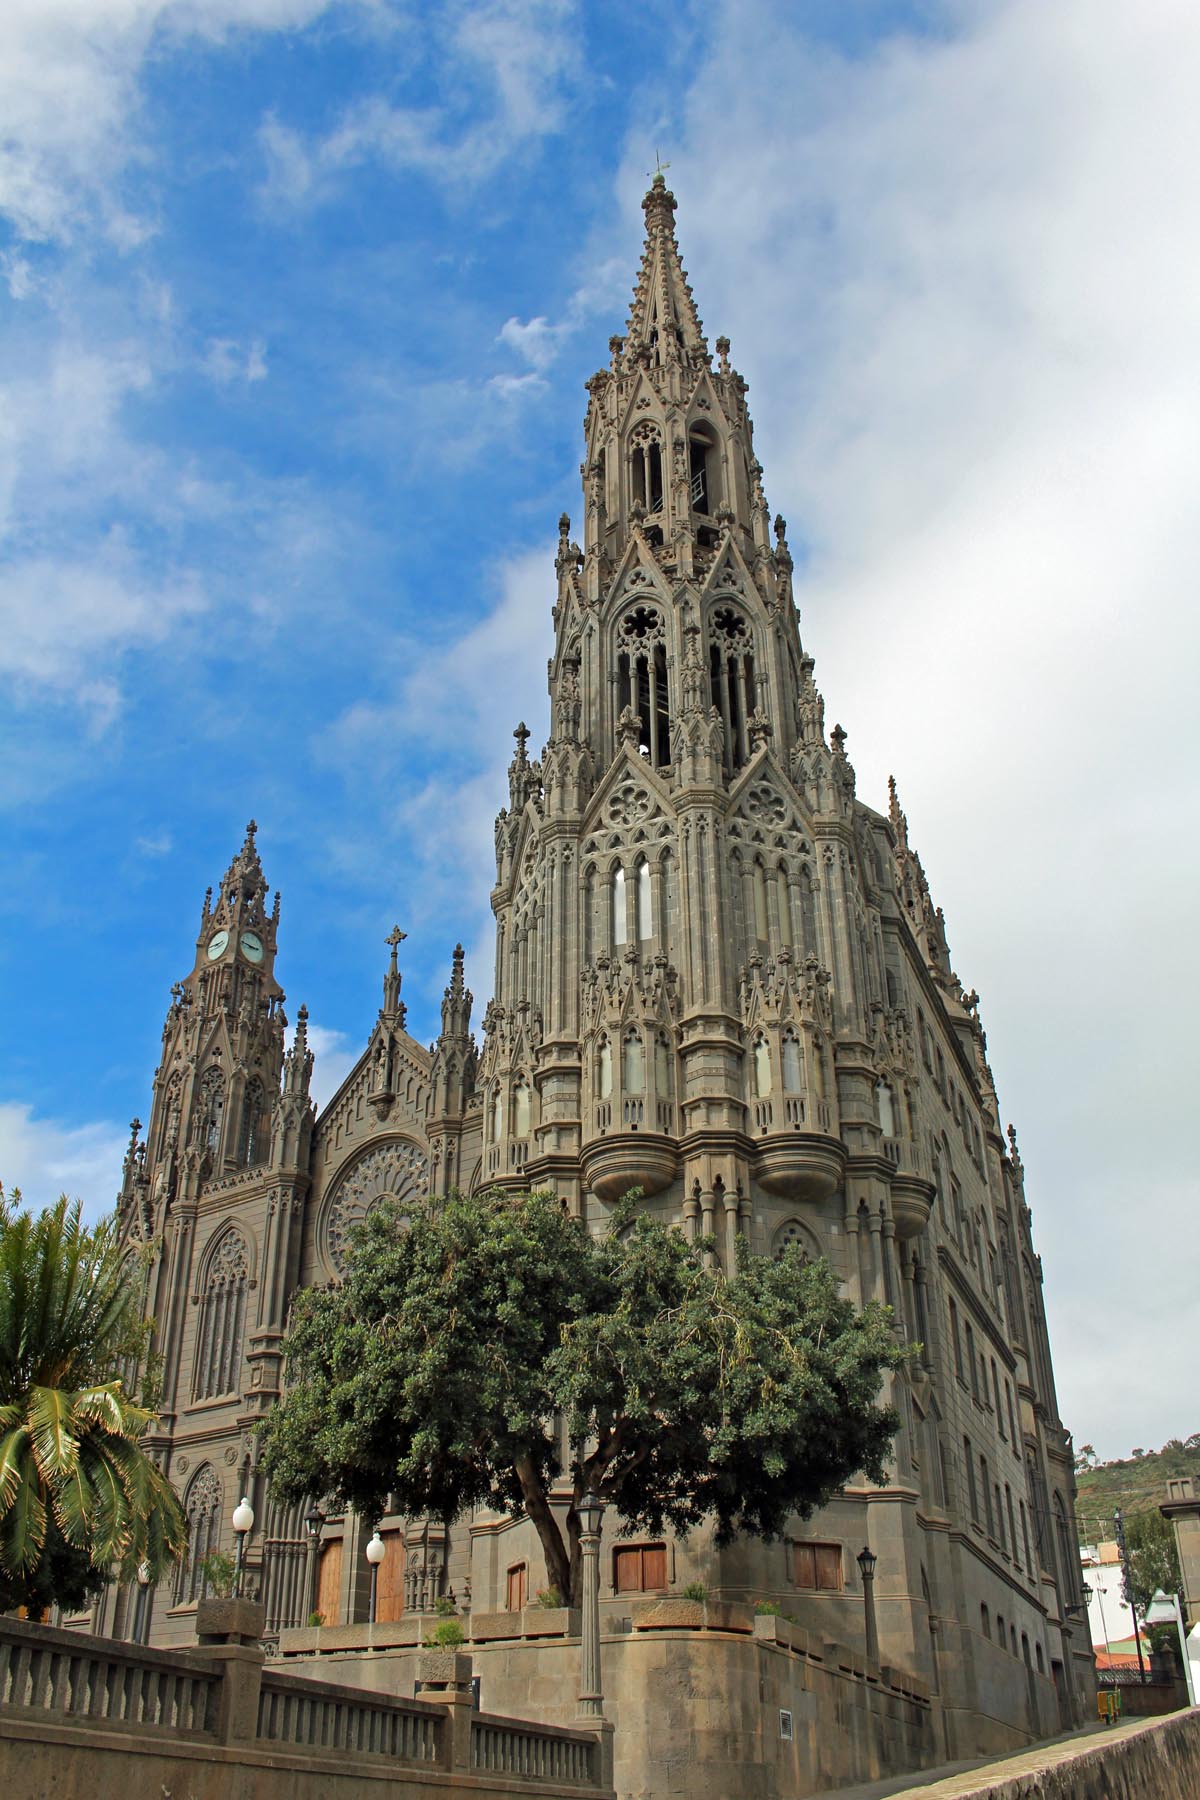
[
  {"x1": 439, "y1": 943, "x2": 473, "y2": 1041},
  {"x1": 623, "y1": 174, "x2": 707, "y2": 367},
  {"x1": 283, "y1": 1003, "x2": 313, "y2": 1100},
  {"x1": 382, "y1": 925, "x2": 406, "y2": 1023}
]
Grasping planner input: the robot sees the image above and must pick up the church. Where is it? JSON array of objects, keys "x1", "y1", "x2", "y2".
[{"x1": 90, "y1": 175, "x2": 1090, "y2": 1792}]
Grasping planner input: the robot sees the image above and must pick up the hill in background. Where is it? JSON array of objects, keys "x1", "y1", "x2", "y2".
[{"x1": 1074, "y1": 1436, "x2": 1200, "y2": 1539}]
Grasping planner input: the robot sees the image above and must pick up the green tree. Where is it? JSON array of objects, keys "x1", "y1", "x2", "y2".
[
  {"x1": 1125, "y1": 1507, "x2": 1185, "y2": 1644},
  {"x1": 0, "y1": 1186, "x2": 187, "y2": 1612},
  {"x1": 262, "y1": 1190, "x2": 908, "y2": 1606}
]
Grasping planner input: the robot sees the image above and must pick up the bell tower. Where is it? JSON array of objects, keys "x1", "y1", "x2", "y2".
[
  {"x1": 481, "y1": 175, "x2": 869, "y2": 1248},
  {"x1": 118, "y1": 822, "x2": 292, "y2": 1424}
]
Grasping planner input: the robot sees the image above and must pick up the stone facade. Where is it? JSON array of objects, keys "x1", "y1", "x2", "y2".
[{"x1": 84, "y1": 176, "x2": 1090, "y2": 1784}]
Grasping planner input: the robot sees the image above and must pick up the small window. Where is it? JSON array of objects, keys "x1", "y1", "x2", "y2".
[
  {"x1": 981, "y1": 1603, "x2": 991, "y2": 1640},
  {"x1": 792, "y1": 1542, "x2": 843, "y2": 1592},
  {"x1": 506, "y1": 1563, "x2": 527, "y2": 1611},
  {"x1": 637, "y1": 860, "x2": 653, "y2": 940},
  {"x1": 614, "y1": 1544, "x2": 667, "y2": 1593},
  {"x1": 753, "y1": 1036, "x2": 771, "y2": 1098}
]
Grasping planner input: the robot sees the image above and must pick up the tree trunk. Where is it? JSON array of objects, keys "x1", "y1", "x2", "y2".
[{"x1": 513, "y1": 1452, "x2": 575, "y2": 1605}]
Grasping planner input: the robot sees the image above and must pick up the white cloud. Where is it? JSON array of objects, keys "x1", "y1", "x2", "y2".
[
  {"x1": 641, "y1": 0, "x2": 1200, "y2": 1456},
  {"x1": 0, "y1": 0, "x2": 366, "y2": 243},
  {"x1": 135, "y1": 830, "x2": 174, "y2": 856},
  {"x1": 497, "y1": 315, "x2": 560, "y2": 371},
  {"x1": 306, "y1": 1021, "x2": 359, "y2": 1111},
  {"x1": 258, "y1": 0, "x2": 579, "y2": 209},
  {"x1": 0, "y1": 539, "x2": 208, "y2": 716},
  {"x1": 0, "y1": 1100, "x2": 127, "y2": 1225},
  {"x1": 203, "y1": 336, "x2": 268, "y2": 384}
]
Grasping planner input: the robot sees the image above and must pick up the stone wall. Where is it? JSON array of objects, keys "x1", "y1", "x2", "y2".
[
  {"x1": 278, "y1": 1602, "x2": 937, "y2": 1799},
  {"x1": 879, "y1": 1706, "x2": 1200, "y2": 1798}
]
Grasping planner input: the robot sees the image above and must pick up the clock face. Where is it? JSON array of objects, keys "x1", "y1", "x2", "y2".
[
  {"x1": 207, "y1": 929, "x2": 230, "y2": 960},
  {"x1": 240, "y1": 931, "x2": 264, "y2": 964}
]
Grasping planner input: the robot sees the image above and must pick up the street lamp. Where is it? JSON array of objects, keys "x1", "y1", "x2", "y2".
[
  {"x1": 232, "y1": 1495, "x2": 254, "y2": 1598},
  {"x1": 857, "y1": 1546, "x2": 880, "y2": 1667},
  {"x1": 304, "y1": 1506, "x2": 325, "y2": 1622},
  {"x1": 1146, "y1": 1589, "x2": 1196, "y2": 1706},
  {"x1": 135, "y1": 1560, "x2": 151, "y2": 1644},
  {"x1": 577, "y1": 1487, "x2": 607, "y2": 1720},
  {"x1": 365, "y1": 1530, "x2": 386, "y2": 1625}
]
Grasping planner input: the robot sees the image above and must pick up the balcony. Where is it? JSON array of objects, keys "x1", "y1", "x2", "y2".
[{"x1": 580, "y1": 1131, "x2": 678, "y2": 1201}]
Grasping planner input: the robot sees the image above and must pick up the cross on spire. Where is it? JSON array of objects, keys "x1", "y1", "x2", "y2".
[{"x1": 385, "y1": 925, "x2": 406, "y2": 954}]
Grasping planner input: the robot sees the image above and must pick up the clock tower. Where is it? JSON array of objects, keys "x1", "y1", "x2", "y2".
[{"x1": 118, "y1": 821, "x2": 300, "y2": 1436}]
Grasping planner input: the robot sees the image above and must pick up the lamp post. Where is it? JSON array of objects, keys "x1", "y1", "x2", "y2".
[
  {"x1": 366, "y1": 1530, "x2": 386, "y2": 1625},
  {"x1": 857, "y1": 1546, "x2": 879, "y2": 1667},
  {"x1": 134, "y1": 1560, "x2": 151, "y2": 1644},
  {"x1": 1146, "y1": 1589, "x2": 1196, "y2": 1706},
  {"x1": 577, "y1": 1487, "x2": 606, "y2": 1720},
  {"x1": 232, "y1": 1495, "x2": 254, "y2": 1598},
  {"x1": 304, "y1": 1506, "x2": 325, "y2": 1623}
]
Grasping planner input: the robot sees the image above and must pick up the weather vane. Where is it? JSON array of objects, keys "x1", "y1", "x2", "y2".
[{"x1": 647, "y1": 149, "x2": 671, "y2": 179}]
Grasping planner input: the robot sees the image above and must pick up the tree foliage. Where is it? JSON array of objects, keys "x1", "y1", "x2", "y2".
[
  {"x1": 1125, "y1": 1508, "x2": 1185, "y2": 1628},
  {"x1": 262, "y1": 1190, "x2": 908, "y2": 1606},
  {"x1": 0, "y1": 1185, "x2": 187, "y2": 1611}
]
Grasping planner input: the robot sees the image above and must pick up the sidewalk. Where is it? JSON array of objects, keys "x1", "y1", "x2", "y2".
[{"x1": 807, "y1": 1716, "x2": 1158, "y2": 1800}]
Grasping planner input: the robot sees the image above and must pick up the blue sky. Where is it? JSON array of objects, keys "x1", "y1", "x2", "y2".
[{"x1": 2, "y1": 0, "x2": 1198, "y2": 1461}]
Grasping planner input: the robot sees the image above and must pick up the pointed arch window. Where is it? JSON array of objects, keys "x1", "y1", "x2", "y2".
[
  {"x1": 654, "y1": 1031, "x2": 672, "y2": 1099},
  {"x1": 491, "y1": 1085, "x2": 504, "y2": 1144},
  {"x1": 616, "y1": 607, "x2": 671, "y2": 767},
  {"x1": 193, "y1": 1229, "x2": 249, "y2": 1401},
  {"x1": 597, "y1": 1037, "x2": 613, "y2": 1099},
  {"x1": 630, "y1": 429, "x2": 663, "y2": 515},
  {"x1": 198, "y1": 1067, "x2": 225, "y2": 1155},
  {"x1": 239, "y1": 1076, "x2": 266, "y2": 1168},
  {"x1": 612, "y1": 866, "x2": 628, "y2": 947},
  {"x1": 175, "y1": 1464, "x2": 223, "y2": 1603},
  {"x1": 622, "y1": 1031, "x2": 644, "y2": 1093},
  {"x1": 752, "y1": 860, "x2": 769, "y2": 943},
  {"x1": 781, "y1": 1029, "x2": 803, "y2": 1093},
  {"x1": 688, "y1": 425, "x2": 718, "y2": 516},
  {"x1": 753, "y1": 1035, "x2": 771, "y2": 1098},
  {"x1": 812, "y1": 1042, "x2": 827, "y2": 1101},
  {"x1": 876, "y1": 1080, "x2": 896, "y2": 1137},
  {"x1": 513, "y1": 1079, "x2": 531, "y2": 1138},
  {"x1": 709, "y1": 605, "x2": 756, "y2": 772},
  {"x1": 636, "y1": 860, "x2": 652, "y2": 940}
]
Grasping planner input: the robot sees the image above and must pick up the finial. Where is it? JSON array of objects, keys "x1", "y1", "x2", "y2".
[
  {"x1": 382, "y1": 929, "x2": 404, "y2": 1019},
  {"x1": 716, "y1": 335, "x2": 731, "y2": 375},
  {"x1": 513, "y1": 721, "x2": 530, "y2": 760},
  {"x1": 831, "y1": 723, "x2": 848, "y2": 756},
  {"x1": 246, "y1": 819, "x2": 257, "y2": 839},
  {"x1": 558, "y1": 512, "x2": 570, "y2": 539}
]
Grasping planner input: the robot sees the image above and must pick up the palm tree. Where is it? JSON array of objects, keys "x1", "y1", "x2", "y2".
[{"x1": 0, "y1": 1185, "x2": 186, "y2": 1613}]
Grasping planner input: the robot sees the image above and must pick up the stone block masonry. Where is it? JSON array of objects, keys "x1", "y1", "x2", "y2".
[{"x1": 825, "y1": 1707, "x2": 1200, "y2": 1799}]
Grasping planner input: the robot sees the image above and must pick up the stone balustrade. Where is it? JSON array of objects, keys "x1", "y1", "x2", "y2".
[
  {"x1": 0, "y1": 1615, "x2": 219, "y2": 1738},
  {"x1": 0, "y1": 1610, "x2": 612, "y2": 1797},
  {"x1": 472, "y1": 1713, "x2": 599, "y2": 1785},
  {"x1": 258, "y1": 1666, "x2": 444, "y2": 1763}
]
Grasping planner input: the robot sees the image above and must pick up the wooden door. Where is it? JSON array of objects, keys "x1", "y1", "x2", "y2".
[
  {"x1": 506, "y1": 1563, "x2": 527, "y2": 1611},
  {"x1": 316, "y1": 1539, "x2": 342, "y2": 1626},
  {"x1": 375, "y1": 1531, "x2": 406, "y2": 1622}
]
